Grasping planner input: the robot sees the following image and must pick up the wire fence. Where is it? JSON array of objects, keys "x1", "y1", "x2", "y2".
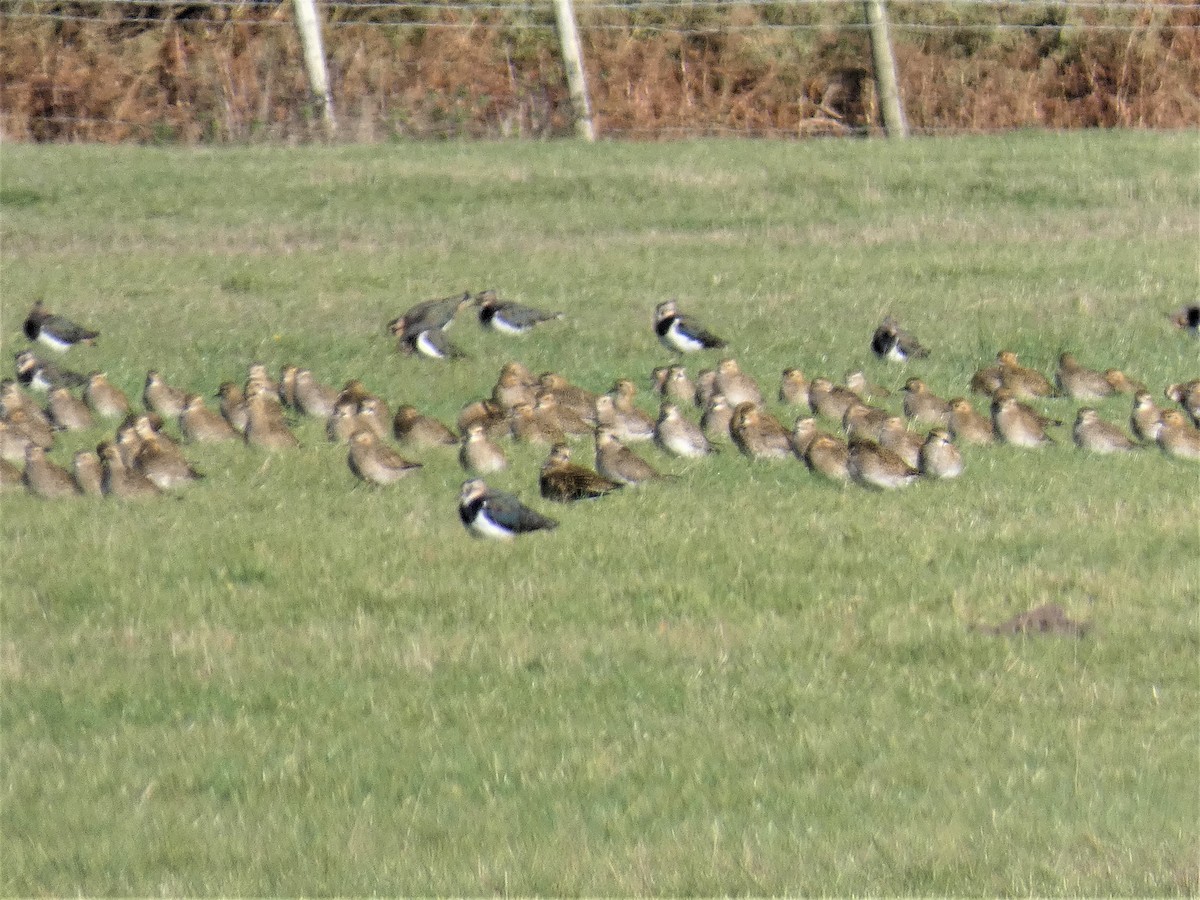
[{"x1": 2, "y1": 0, "x2": 1198, "y2": 141}]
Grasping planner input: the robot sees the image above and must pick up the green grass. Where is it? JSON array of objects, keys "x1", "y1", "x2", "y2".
[{"x1": 2, "y1": 132, "x2": 1198, "y2": 895}]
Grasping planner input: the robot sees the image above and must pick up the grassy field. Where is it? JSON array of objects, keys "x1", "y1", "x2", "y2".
[{"x1": 1, "y1": 132, "x2": 1197, "y2": 895}]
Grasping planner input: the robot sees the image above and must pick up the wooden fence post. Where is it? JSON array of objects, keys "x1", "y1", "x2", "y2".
[
  {"x1": 552, "y1": 0, "x2": 597, "y2": 141},
  {"x1": 292, "y1": 0, "x2": 338, "y2": 136},
  {"x1": 862, "y1": 0, "x2": 908, "y2": 138}
]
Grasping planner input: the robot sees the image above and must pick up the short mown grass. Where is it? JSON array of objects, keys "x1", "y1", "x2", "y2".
[{"x1": 1, "y1": 132, "x2": 1197, "y2": 895}]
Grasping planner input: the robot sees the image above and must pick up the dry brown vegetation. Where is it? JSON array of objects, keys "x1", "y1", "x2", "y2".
[{"x1": 2, "y1": 0, "x2": 1198, "y2": 141}]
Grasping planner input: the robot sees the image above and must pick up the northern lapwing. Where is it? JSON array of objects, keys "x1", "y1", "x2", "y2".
[
  {"x1": 1169, "y1": 304, "x2": 1200, "y2": 336},
  {"x1": 539, "y1": 442, "x2": 622, "y2": 502},
  {"x1": 654, "y1": 299, "x2": 727, "y2": 354},
  {"x1": 459, "y1": 478, "x2": 558, "y2": 541},
  {"x1": 1073, "y1": 408, "x2": 1137, "y2": 454},
  {"x1": 870, "y1": 316, "x2": 929, "y2": 362},
  {"x1": 918, "y1": 429, "x2": 964, "y2": 479},
  {"x1": 389, "y1": 292, "x2": 473, "y2": 352},
  {"x1": 23, "y1": 300, "x2": 98, "y2": 352},
  {"x1": 847, "y1": 438, "x2": 920, "y2": 489},
  {"x1": 405, "y1": 326, "x2": 467, "y2": 360},
  {"x1": 476, "y1": 290, "x2": 563, "y2": 335},
  {"x1": 348, "y1": 429, "x2": 422, "y2": 485},
  {"x1": 15, "y1": 351, "x2": 85, "y2": 392}
]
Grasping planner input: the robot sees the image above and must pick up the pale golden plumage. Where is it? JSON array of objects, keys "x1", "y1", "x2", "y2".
[
  {"x1": 46, "y1": 387, "x2": 94, "y2": 432},
  {"x1": 348, "y1": 429, "x2": 422, "y2": 485},
  {"x1": 808, "y1": 377, "x2": 860, "y2": 422},
  {"x1": 1130, "y1": 390, "x2": 1163, "y2": 444},
  {"x1": 23, "y1": 444, "x2": 80, "y2": 498},
  {"x1": 393, "y1": 405, "x2": 458, "y2": 448},
  {"x1": 84, "y1": 372, "x2": 131, "y2": 420},
  {"x1": 99, "y1": 441, "x2": 162, "y2": 499},
  {"x1": 805, "y1": 433, "x2": 850, "y2": 483},
  {"x1": 919, "y1": 429, "x2": 963, "y2": 479},
  {"x1": 1157, "y1": 410, "x2": 1200, "y2": 460},
  {"x1": 901, "y1": 378, "x2": 951, "y2": 428},
  {"x1": 714, "y1": 358, "x2": 762, "y2": 408},
  {"x1": 459, "y1": 422, "x2": 509, "y2": 474},
  {"x1": 778, "y1": 368, "x2": 809, "y2": 406},
  {"x1": 730, "y1": 402, "x2": 793, "y2": 460},
  {"x1": 947, "y1": 397, "x2": 995, "y2": 446},
  {"x1": 539, "y1": 442, "x2": 622, "y2": 502},
  {"x1": 595, "y1": 426, "x2": 666, "y2": 485},
  {"x1": 1073, "y1": 407, "x2": 1137, "y2": 454},
  {"x1": 655, "y1": 402, "x2": 715, "y2": 458},
  {"x1": 1055, "y1": 352, "x2": 1114, "y2": 401},
  {"x1": 143, "y1": 370, "x2": 187, "y2": 418},
  {"x1": 180, "y1": 393, "x2": 240, "y2": 443},
  {"x1": 72, "y1": 449, "x2": 104, "y2": 496},
  {"x1": 847, "y1": 438, "x2": 919, "y2": 489}
]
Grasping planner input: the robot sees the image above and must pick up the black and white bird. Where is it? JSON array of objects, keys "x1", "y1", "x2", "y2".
[
  {"x1": 23, "y1": 300, "x2": 99, "y2": 352},
  {"x1": 404, "y1": 326, "x2": 467, "y2": 360},
  {"x1": 388, "y1": 292, "x2": 473, "y2": 351},
  {"x1": 870, "y1": 316, "x2": 930, "y2": 362},
  {"x1": 458, "y1": 478, "x2": 559, "y2": 541},
  {"x1": 475, "y1": 290, "x2": 563, "y2": 335},
  {"x1": 654, "y1": 300, "x2": 727, "y2": 354},
  {"x1": 15, "y1": 351, "x2": 86, "y2": 392},
  {"x1": 1169, "y1": 304, "x2": 1199, "y2": 337}
]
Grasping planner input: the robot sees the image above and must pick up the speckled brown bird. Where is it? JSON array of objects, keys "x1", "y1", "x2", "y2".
[
  {"x1": 808, "y1": 377, "x2": 860, "y2": 422},
  {"x1": 1166, "y1": 380, "x2": 1200, "y2": 427},
  {"x1": 23, "y1": 445, "x2": 80, "y2": 498},
  {"x1": 655, "y1": 401, "x2": 716, "y2": 458},
  {"x1": 83, "y1": 372, "x2": 131, "y2": 420},
  {"x1": 293, "y1": 369, "x2": 339, "y2": 420},
  {"x1": 1055, "y1": 352, "x2": 1114, "y2": 401},
  {"x1": 493, "y1": 364, "x2": 537, "y2": 411},
  {"x1": 714, "y1": 358, "x2": 762, "y2": 408},
  {"x1": 902, "y1": 378, "x2": 951, "y2": 428},
  {"x1": 217, "y1": 381, "x2": 249, "y2": 434},
  {"x1": 778, "y1": 368, "x2": 809, "y2": 407},
  {"x1": 143, "y1": 370, "x2": 187, "y2": 418},
  {"x1": 539, "y1": 442, "x2": 622, "y2": 502},
  {"x1": 46, "y1": 386, "x2": 93, "y2": 432},
  {"x1": 595, "y1": 392, "x2": 654, "y2": 444},
  {"x1": 509, "y1": 401, "x2": 565, "y2": 445},
  {"x1": 348, "y1": 429, "x2": 422, "y2": 485},
  {"x1": 459, "y1": 422, "x2": 509, "y2": 474},
  {"x1": 456, "y1": 398, "x2": 510, "y2": 439},
  {"x1": 0, "y1": 458, "x2": 23, "y2": 492},
  {"x1": 848, "y1": 438, "x2": 920, "y2": 489},
  {"x1": 730, "y1": 402, "x2": 793, "y2": 460},
  {"x1": 1103, "y1": 368, "x2": 1145, "y2": 395},
  {"x1": 996, "y1": 351, "x2": 1058, "y2": 400},
  {"x1": 99, "y1": 441, "x2": 161, "y2": 499},
  {"x1": 1130, "y1": 390, "x2": 1164, "y2": 444},
  {"x1": 538, "y1": 371, "x2": 599, "y2": 423},
  {"x1": 1156, "y1": 409, "x2": 1200, "y2": 460},
  {"x1": 4, "y1": 406, "x2": 55, "y2": 451},
  {"x1": 845, "y1": 371, "x2": 890, "y2": 401},
  {"x1": 805, "y1": 433, "x2": 851, "y2": 483},
  {"x1": 535, "y1": 391, "x2": 593, "y2": 437},
  {"x1": 393, "y1": 405, "x2": 458, "y2": 448},
  {"x1": 0, "y1": 419, "x2": 32, "y2": 464},
  {"x1": 842, "y1": 402, "x2": 891, "y2": 444},
  {"x1": 595, "y1": 426, "x2": 667, "y2": 485},
  {"x1": 327, "y1": 400, "x2": 365, "y2": 445},
  {"x1": 1073, "y1": 407, "x2": 1137, "y2": 454},
  {"x1": 693, "y1": 369, "x2": 718, "y2": 409},
  {"x1": 72, "y1": 449, "x2": 104, "y2": 496},
  {"x1": 947, "y1": 397, "x2": 995, "y2": 446},
  {"x1": 136, "y1": 428, "x2": 204, "y2": 490},
  {"x1": 919, "y1": 429, "x2": 963, "y2": 479},
  {"x1": 180, "y1": 393, "x2": 240, "y2": 443},
  {"x1": 245, "y1": 393, "x2": 299, "y2": 450},
  {"x1": 609, "y1": 380, "x2": 657, "y2": 440},
  {"x1": 992, "y1": 390, "x2": 1055, "y2": 447},
  {"x1": 878, "y1": 416, "x2": 923, "y2": 469}
]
